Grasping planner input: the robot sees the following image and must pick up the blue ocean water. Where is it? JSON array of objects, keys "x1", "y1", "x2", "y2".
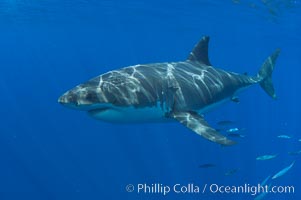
[{"x1": 0, "y1": 0, "x2": 300, "y2": 199}]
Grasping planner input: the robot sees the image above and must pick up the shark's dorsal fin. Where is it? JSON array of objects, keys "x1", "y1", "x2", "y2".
[{"x1": 187, "y1": 36, "x2": 211, "y2": 66}]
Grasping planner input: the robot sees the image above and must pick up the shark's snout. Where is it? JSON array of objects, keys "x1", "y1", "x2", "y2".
[
  {"x1": 58, "y1": 91, "x2": 78, "y2": 106},
  {"x1": 58, "y1": 83, "x2": 107, "y2": 110}
]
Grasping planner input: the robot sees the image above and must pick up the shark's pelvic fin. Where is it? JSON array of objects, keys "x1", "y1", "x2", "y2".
[
  {"x1": 171, "y1": 111, "x2": 236, "y2": 146},
  {"x1": 187, "y1": 36, "x2": 211, "y2": 66},
  {"x1": 257, "y1": 49, "x2": 280, "y2": 99},
  {"x1": 231, "y1": 96, "x2": 240, "y2": 103}
]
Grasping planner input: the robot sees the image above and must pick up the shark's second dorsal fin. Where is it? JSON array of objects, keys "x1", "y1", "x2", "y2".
[{"x1": 187, "y1": 36, "x2": 211, "y2": 66}]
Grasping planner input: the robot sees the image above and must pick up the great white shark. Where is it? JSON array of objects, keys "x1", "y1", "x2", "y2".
[{"x1": 58, "y1": 36, "x2": 280, "y2": 146}]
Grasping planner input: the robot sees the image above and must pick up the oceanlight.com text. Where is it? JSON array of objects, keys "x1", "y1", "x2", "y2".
[
  {"x1": 125, "y1": 183, "x2": 295, "y2": 196},
  {"x1": 209, "y1": 183, "x2": 294, "y2": 196}
]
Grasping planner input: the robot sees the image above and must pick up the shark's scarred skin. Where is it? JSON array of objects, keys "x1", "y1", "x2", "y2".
[{"x1": 58, "y1": 36, "x2": 280, "y2": 146}]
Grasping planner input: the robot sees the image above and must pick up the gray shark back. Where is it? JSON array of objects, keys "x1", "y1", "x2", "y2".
[{"x1": 84, "y1": 61, "x2": 254, "y2": 112}]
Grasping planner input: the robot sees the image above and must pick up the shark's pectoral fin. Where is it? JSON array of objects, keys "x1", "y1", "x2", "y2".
[{"x1": 170, "y1": 111, "x2": 236, "y2": 146}]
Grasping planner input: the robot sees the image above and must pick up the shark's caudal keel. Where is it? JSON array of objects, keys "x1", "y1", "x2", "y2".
[{"x1": 58, "y1": 36, "x2": 280, "y2": 146}]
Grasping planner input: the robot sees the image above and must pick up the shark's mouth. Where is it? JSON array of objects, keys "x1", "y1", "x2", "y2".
[
  {"x1": 88, "y1": 107, "x2": 111, "y2": 115},
  {"x1": 87, "y1": 106, "x2": 125, "y2": 122}
]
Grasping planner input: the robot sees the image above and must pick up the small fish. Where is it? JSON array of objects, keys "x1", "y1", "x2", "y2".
[
  {"x1": 260, "y1": 175, "x2": 271, "y2": 186},
  {"x1": 217, "y1": 120, "x2": 235, "y2": 126},
  {"x1": 277, "y1": 135, "x2": 292, "y2": 139},
  {"x1": 199, "y1": 163, "x2": 215, "y2": 168},
  {"x1": 272, "y1": 161, "x2": 295, "y2": 180},
  {"x1": 226, "y1": 127, "x2": 245, "y2": 133},
  {"x1": 254, "y1": 175, "x2": 272, "y2": 200},
  {"x1": 225, "y1": 168, "x2": 239, "y2": 176},
  {"x1": 288, "y1": 150, "x2": 301, "y2": 156},
  {"x1": 254, "y1": 183, "x2": 271, "y2": 200},
  {"x1": 227, "y1": 133, "x2": 245, "y2": 138},
  {"x1": 256, "y1": 154, "x2": 277, "y2": 161}
]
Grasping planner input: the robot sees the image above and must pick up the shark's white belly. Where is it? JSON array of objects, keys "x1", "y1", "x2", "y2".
[
  {"x1": 88, "y1": 105, "x2": 170, "y2": 123},
  {"x1": 87, "y1": 97, "x2": 231, "y2": 123}
]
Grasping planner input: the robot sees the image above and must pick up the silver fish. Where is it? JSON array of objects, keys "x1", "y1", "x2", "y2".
[
  {"x1": 260, "y1": 175, "x2": 271, "y2": 186},
  {"x1": 272, "y1": 161, "x2": 295, "y2": 179},
  {"x1": 256, "y1": 154, "x2": 277, "y2": 161},
  {"x1": 254, "y1": 184, "x2": 271, "y2": 200},
  {"x1": 277, "y1": 135, "x2": 292, "y2": 139},
  {"x1": 226, "y1": 127, "x2": 245, "y2": 133}
]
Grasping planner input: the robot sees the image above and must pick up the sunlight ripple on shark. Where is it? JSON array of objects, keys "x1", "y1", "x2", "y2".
[{"x1": 58, "y1": 36, "x2": 280, "y2": 146}]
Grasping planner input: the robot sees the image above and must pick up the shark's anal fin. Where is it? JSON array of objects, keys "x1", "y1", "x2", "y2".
[{"x1": 171, "y1": 111, "x2": 236, "y2": 146}]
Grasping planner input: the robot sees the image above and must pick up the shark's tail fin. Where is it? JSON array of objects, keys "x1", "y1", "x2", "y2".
[{"x1": 257, "y1": 49, "x2": 280, "y2": 99}]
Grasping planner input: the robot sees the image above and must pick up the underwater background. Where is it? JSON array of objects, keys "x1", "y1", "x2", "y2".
[{"x1": 0, "y1": 0, "x2": 300, "y2": 199}]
